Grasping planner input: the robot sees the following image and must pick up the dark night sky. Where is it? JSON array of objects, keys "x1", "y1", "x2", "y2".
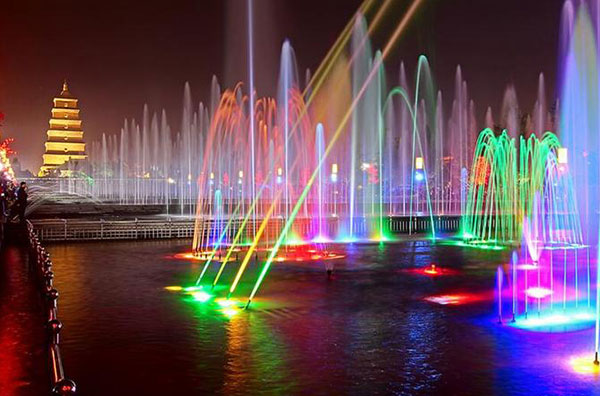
[{"x1": 0, "y1": 0, "x2": 563, "y2": 172}]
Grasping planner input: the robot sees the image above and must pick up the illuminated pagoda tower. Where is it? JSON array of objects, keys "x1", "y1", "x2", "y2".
[{"x1": 38, "y1": 81, "x2": 87, "y2": 176}]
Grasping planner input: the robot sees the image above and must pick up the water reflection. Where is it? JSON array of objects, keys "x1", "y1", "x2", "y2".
[{"x1": 47, "y1": 239, "x2": 600, "y2": 395}]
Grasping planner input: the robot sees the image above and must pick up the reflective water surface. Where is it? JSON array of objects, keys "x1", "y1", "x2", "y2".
[{"x1": 48, "y1": 239, "x2": 599, "y2": 395}]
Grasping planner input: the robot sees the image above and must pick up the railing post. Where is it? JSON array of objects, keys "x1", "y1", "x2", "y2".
[{"x1": 25, "y1": 221, "x2": 76, "y2": 395}]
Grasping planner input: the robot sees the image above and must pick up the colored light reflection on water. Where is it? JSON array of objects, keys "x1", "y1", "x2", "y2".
[
  {"x1": 172, "y1": 247, "x2": 345, "y2": 264},
  {"x1": 526, "y1": 287, "x2": 553, "y2": 299},
  {"x1": 215, "y1": 298, "x2": 237, "y2": 308},
  {"x1": 518, "y1": 263, "x2": 539, "y2": 270},
  {"x1": 424, "y1": 294, "x2": 476, "y2": 305},
  {"x1": 47, "y1": 239, "x2": 600, "y2": 394},
  {"x1": 423, "y1": 264, "x2": 439, "y2": 275},
  {"x1": 445, "y1": 240, "x2": 506, "y2": 251},
  {"x1": 191, "y1": 291, "x2": 212, "y2": 302},
  {"x1": 510, "y1": 311, "x2": 595, "y2": 332},
  {"x1": 222, "y1": 307, "x2": 240, "y2": 317},
  {"x1": 403, "y1": 265, "x2": 459, "y2": 277},
  {"x1": 183, "y1": 286, "x2": 203, "y2": 292},
  {"x1": 569, "y1": 355, "x2": 600, "y2": 375}
]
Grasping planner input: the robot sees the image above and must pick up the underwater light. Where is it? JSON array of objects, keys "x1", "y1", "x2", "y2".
[
  {"x1": 511, "y1": 312, "x2": 595, "y2": 330},
  {"x1": 312, "y1": 235, "x2": 331, "y2": 244},
  {"x1": 526, "y1": 287, "x2": 552, "y2": 299},
  {"x1": 424, "y1": 292, "x2": 481, "y2": 305},
  {"x1": 518, "y1": 264, "x2": 538, "y2": 270},
  {"x1": 216, "y1": 298, "x2": 236, "y2": 308},
  {"x1": 183, "y1": 286, "x2": 203, "y2": 292},
  {"x1": 569, "y1": 355, "x2": 600, "y2": 374},
  {"x1": 415, "y1": 170, "x2": 424, "y2": 182},
  {"x1": 222, "y1": 308, "x2": 239, "y2": 317},
  {"x1": 191, "y1": 291, "x2": 212, "y2": 302},
  {"x1": 423, "y1": 264, "x2": 439, "y2": 275},
  {"x1": 425, "y1": 294, "x2": 466, "y2": 305}
]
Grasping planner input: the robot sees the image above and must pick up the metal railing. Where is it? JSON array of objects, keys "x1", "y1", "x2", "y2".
[
  {"x1": 31, "y1": 218, "x2": 196, "y2": 242},
  {"x1": 25, "y1": 221, "x2": 76, "y2": 395},
  {"x1": 30, "y1": 215, "x2": 462, "y2": 243}
]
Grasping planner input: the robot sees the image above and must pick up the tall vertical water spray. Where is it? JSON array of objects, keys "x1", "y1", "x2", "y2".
[{"x1": 247, "y1": 0, "x2": 257, "y2": 236}]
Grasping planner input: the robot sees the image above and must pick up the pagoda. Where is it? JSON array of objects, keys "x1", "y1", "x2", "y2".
[{"x1": 38, "y1": 81, "x2": 87, "y2": 176}]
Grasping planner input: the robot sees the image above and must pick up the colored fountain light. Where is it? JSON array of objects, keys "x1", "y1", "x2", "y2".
[
  {"x1": 183, "y1": 286, "x2": 204, "y2": 292},
  {"x1": 423, "y1": 264, "x2": 440, "y2": 275},
  {"x1": 173, "y1": 252, "x2": 232, "y2": 262},
  {"x1": 221, "y1": 307, "x2": 239, "y2": 318},
  {"x1": 525, "y1": 287, "x2": 553, "y2": 299},
  {"x1": 414, "y1": 170, "x2": 424, "y2": 182},
  {"x1": 569, "y1": 355, "x2": 600, "y2": 375},
  {"x1": 403, "y1": 265, "x2": 458, "y2": 277},
  {"x1": 191, "y1": 291, "x2": 212, "y2": 303},
  {"x1": 215, "y1": 298, "x2": 237, "y2": 308},
  {"x1": 517, "y1": 263, "x2": 538, "y2": 271},
  {"x1": 424, "y1": 293, "x2": 478, "y2": 305},
  {"x1": 509, "y1": 312, "x2": 595, "y2": 332}
]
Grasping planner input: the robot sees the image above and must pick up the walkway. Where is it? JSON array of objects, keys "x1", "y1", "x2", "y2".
[{"x1": 0, "y1": 225, "x2": 49, "y2": 395}]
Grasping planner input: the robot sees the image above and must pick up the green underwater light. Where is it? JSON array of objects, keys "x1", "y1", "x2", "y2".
[
  {"x1": 191, "y1": 291, "x2": 213, "y2": 303},
  {"x1": 184, "y1": 286, "x2": 204, "y2": 292}
]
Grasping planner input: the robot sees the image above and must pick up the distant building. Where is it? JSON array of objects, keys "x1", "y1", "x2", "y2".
[
  {"x1": 11, "y1": 157, "x2": 34, "y2": 178},
  {"x1": 38, "y1": 81, "x2": 87, "y2": 177}
]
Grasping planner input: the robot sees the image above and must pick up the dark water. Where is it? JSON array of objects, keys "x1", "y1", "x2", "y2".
[{"x1": 48, "y1": 239, "x2": 600, "y2": 395}]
